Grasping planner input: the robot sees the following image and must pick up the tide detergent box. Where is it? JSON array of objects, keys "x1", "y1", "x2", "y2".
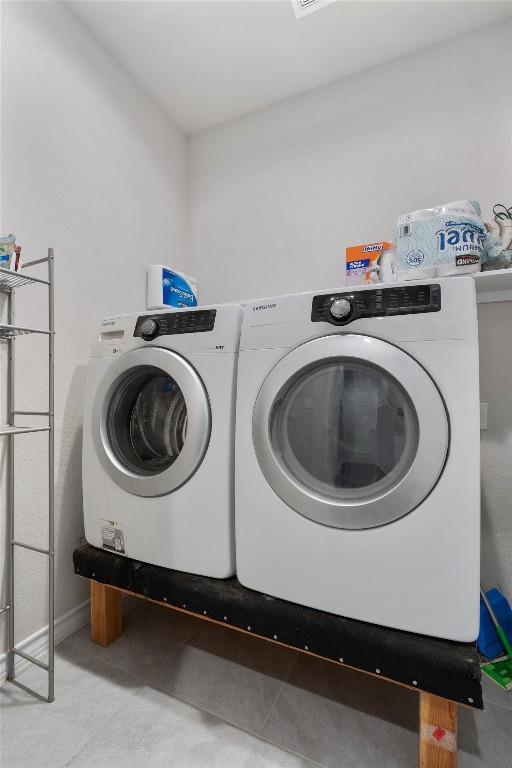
[{"x1": 345, "y1": 241, "x2": 394, "y2": 286}]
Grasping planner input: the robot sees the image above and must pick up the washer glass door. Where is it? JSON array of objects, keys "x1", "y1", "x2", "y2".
[
  {"x1": 253, "y1": 334, "x2": 449, "y2": 528},
  {"x1": 93, "y1": 347, "x2": 210, "y2": 497},
  {"x1": 107, "y1": 368, "x2": 188, "y2": 475}
]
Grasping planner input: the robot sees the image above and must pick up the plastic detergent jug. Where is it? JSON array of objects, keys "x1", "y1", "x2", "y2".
[
  {"x1": 146, "y1": 265, "x2": 198, "y2": 310},
  {"x1": 395, "y1": 200, "x2": 485, "y2": 281}
]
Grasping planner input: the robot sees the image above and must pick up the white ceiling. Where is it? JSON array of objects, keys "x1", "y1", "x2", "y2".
[{"x1": 70, "y1": 0, "x2": 512, "y2": 134}]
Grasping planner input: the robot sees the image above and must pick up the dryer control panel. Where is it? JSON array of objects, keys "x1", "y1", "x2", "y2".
[
  {"x1": 134, "y1": 309, "x2": 216, "y2": 340},
  {"x1": 311, "y1": 284, "x2": 441, "y2": 326}
]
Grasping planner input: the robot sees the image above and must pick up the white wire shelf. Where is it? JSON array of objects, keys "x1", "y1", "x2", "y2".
[
  {"x1": 2, "y1": 247, "x2": 55, "y2": 704},
  {"x1": 0, "y1": 425, "x2": 50, "y2": 436},
  {"x1": 0, "y1": 323, "x2": 50, "y2": 339},
  {"x1": 0, "y1": 266, "x2": 50, "y2": 291}
]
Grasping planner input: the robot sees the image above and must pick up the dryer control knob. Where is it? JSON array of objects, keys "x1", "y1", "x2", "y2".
[
  {"x1": 140, "y1": 318, "x2": 159, "y2": 338},
  {"x1": 330, "y1": 298, "x2": 352, "y2": 320}
]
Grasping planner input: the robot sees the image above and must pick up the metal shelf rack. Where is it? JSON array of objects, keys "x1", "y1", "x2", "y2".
[{"x1": 0, "y1": 248, "x2": 55, "y2": 702}]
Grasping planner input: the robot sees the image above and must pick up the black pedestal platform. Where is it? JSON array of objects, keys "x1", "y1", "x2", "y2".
[{"x1": 73, "y1": 543, "x2": 482, "y2": 709}]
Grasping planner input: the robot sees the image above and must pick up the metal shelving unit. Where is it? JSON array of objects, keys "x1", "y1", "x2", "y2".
[{"x1": 0, "y1": 249, "x2": 55, "y2": 702}]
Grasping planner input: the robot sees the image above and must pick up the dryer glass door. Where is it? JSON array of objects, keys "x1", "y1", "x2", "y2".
[
  {"x1": 253, "y1": 334, "x2": 449, "y2": 528},
  {"x1": 93, "y1": 347, "x2": 210, "y2": 497}
]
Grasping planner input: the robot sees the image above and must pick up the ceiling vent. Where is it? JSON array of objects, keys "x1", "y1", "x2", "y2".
[{"x1": 291, "y1": 0, "x2": 337, "y2": 19}]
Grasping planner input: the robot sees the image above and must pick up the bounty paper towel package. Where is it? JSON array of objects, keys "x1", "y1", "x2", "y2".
[
  {"x1": 146, "y1": 265, "x2": 198, "y2": 310},
  {"x1": 345, "y1": 241, "x2": 395, "y2": 286},
  {"x1": 395, "y1": 200, "x2": 485, "y2": 281}
]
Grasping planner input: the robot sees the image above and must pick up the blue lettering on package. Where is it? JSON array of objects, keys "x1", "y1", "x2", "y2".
[
  {"x1": 347, "y1": 259, "x2": 370, "y2": 270},
  {"x1": 162, "y1": 269, "x2": 197, "y2": 308},
  {"x1": 437, "y1": 221, "x2": 486, "y2": 252}
]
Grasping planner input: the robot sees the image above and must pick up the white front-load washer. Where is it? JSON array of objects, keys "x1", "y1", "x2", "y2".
[
  {"x1": 235, "y1": 278, "x2": 480, "y2": 640},
  {"x1": 83, "y1": 303, "x2": 243, "y2": 578}
]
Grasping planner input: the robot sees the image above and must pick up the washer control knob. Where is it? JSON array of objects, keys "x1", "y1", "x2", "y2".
[
  {"x1": 330, "y1": 298, "x2": 352, "y2": 320},
  {"x1": 140, "y1": 318, "x2": 159, "y2": 338}
]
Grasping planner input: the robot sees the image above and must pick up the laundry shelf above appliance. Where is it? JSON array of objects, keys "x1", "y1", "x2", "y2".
[
  {"x1": 474, "y1": 268, "x2": 512, "y2": 303},
  {"x1": 0, "y1": 266, "x2": 50, "y2": 291}
]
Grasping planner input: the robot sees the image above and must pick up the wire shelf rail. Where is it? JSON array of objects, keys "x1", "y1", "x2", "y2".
[
  {"x1": 0, "y1": 248, "x2": 55, "y2": 703},
  {"x1": 0, "y1": 323, "x2": 50, "y2": 339},
  {"x1": 0, "y1": 265, "x2": 50, "y2": 291}
]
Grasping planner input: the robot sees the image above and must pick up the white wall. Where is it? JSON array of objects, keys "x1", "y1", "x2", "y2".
[
  {"x1": 188, "y1": 21, "x2": 511, "y2": 303},
  {"x1": 0, "y1": 1, "x2": 187, "y2": 652},
  {"x1": 188, "y1": 21, "x2": 512, "y2": 592},
  {"x1": 478, "y1": 302, "x2": 512, "y2": 593}
]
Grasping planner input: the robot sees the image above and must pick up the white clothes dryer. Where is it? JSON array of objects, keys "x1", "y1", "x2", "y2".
[
  {"x1": 235, "y1": 278, "x2": 480, "y2": 640},
  {"x1": 83, "y1": 303, "x2": 243, "y2": 578}
]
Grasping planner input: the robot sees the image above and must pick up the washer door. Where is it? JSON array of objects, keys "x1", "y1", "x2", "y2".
[
  {"x1": 93, "y1": 347, "x2": 210, "y2": 497},
  {"x1": 253, "y1": 334, "x2": 449, "y2": 528}
]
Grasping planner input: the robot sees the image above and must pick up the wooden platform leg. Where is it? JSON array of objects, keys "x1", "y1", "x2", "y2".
[
  {"x1": 90, "y1": 581, "x2": 123, "y2": 647},
  {"x1": 419, "y1": 692, "x2": 457, "y2": 767}
]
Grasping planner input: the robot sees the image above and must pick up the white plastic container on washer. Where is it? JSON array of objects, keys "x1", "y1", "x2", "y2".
[{"x1": 146, "y1": 265, "x2": 199, "y2": 310}]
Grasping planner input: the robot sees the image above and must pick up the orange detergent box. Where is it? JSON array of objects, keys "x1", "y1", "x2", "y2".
[{"x1": 345, "y1": 241, "x2": 394, "y2": 286}]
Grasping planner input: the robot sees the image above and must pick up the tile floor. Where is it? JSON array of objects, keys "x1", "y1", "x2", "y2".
[{"x1": 1, "y1": 597, "x2": 510, "y2": 767}]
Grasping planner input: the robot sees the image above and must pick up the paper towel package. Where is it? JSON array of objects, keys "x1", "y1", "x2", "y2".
[
  {"x1": 395, "y1": 200, "x2": 485, "y2": 280},
  {"x1": 146, "y1": 265, "x2": 198, "y2": 310},
  {"x1": 345, "y1": 241, "x2": 395, "y2": 286}
]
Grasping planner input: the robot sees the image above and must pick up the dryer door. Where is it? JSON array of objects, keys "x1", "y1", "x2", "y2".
[
  {"x1": 92, "y1": 347, "x2": 210, "y2": 497},
  {"x1": 253, "y1": 334, "x2": 449, "y2": 529}
]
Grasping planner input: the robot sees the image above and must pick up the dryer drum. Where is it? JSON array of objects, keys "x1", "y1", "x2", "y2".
[{"x1": 270, "y1": 359, "x2": 417, "y2": 501}]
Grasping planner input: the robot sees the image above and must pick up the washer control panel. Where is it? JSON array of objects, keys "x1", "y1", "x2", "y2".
[
  {"x1": 311, "y1": 284, "x2": 441, "y2": 326},
  {"x1": 134, "y1": 309, "x2": 216, "y2": 339}
]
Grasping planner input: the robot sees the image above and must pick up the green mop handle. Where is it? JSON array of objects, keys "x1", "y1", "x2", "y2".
[{"x1": 481, "y1": 587, "x2": 512, "y2": 657}]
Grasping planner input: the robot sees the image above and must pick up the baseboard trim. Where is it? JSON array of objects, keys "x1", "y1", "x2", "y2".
[{"x1": 0, "y1": 599, "x2": 90, "y2": 680}]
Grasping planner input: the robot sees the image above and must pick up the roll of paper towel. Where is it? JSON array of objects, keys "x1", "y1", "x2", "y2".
[
  {"x1": 395, "y1": 200, "x2": 485, "y2": 281},
  {"x1": 146, "y1": 265, "x2": 198, "y2": 310}
]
